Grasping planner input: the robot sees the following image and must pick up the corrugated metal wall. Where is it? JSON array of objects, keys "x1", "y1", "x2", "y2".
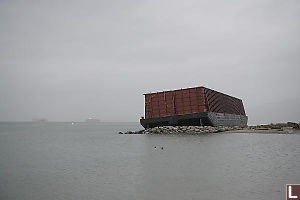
[
  {"x1": 204, "y1": 88, "x2": 246, "y2": 116},
  {"x1": 144, "y1": 87, "x2": 246, "y2": 119}
]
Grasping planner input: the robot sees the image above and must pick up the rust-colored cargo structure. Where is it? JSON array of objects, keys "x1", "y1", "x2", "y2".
[{"x1": 140, "y1": 86, "x2": 248, "y2": 128}]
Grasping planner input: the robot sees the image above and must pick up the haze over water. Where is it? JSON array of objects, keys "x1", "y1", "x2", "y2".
[{"x1": 0, "y1": 122, "x2": 299, "y2": 200}]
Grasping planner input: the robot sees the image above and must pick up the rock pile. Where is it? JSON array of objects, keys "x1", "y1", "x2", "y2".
[{"x1": 119, "y1": 126, "x2": 243, "y2": 134}]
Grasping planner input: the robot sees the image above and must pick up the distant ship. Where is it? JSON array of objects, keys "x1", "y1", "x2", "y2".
[
  {"x1": 85, "y1": 118, "x2": 100, "y2": 123},
  {"x1": 32, "y1": 118, "x2": 48, "y2": 122}
]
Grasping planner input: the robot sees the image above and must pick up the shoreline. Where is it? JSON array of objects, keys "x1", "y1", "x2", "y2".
[
  {"x1": 119, "y1": 126, "x2": 300, "y2": 134},
  {"x1": 120, "y1": 126, "x2": 300, "y2": 135},
  {"x1": 224, "y1": 129, "x2": 300, "y2": 134}
]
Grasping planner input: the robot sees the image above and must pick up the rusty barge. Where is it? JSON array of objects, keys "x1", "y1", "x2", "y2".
[{"x1": 140, "y1": 86, "x2": 248, "y2": 128}]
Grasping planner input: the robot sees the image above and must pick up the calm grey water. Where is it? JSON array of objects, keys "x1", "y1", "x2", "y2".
[{"x1": 0, "y1": 122, "x2": 299, "y2": 200}]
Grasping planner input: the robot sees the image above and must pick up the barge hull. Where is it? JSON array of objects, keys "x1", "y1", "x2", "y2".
[{"x1": 140, "y1": 112, "x2": 248, "y2": 128}]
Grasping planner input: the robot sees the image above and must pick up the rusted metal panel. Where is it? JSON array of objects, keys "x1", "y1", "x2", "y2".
[
  {"x1": 203, "y1": 87, "x2": 246, "y2": 116},
  {"x1": 144, "y1": 86, "x2": 246, "y2": 119}
]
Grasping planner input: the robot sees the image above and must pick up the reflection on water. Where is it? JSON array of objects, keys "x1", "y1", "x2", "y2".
[{"x1": 0, "y1": 122, "x2": 299, "y2": 200}]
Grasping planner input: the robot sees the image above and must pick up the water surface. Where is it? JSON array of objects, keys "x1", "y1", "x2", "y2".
[{"x1": 0, "y1": 122, "x2": 299, "y2": 200}]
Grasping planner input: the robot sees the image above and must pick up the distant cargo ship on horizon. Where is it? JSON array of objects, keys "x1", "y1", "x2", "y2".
[
  {"x1": 85, "y1": 118, "x2": 100, "y2": 123},
  {"x1": 32, "y1": 118, "x2": 48, "y2": 122}
]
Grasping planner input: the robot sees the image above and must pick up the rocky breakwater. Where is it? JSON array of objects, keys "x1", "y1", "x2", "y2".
[{"x1": 119, "y1": 126, "x2": 243, "y2": 134}]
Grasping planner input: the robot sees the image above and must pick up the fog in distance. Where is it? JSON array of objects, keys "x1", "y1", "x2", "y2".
[{"x1": 0, "y1": 0, "x2": 299, "y2": 124}]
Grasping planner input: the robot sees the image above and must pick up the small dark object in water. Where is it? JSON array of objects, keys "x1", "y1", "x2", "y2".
[
  {"x1": 154, "y1": 146, "x2": 156, "y2": 148},
  {"x1": 118, "y1": 132, "x2": 123, "y2": 134},
  {"x1": 161, "y1": 147, "x2": 164, "y2": 150}
]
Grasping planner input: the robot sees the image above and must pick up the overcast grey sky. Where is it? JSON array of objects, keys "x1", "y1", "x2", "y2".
[{"x1": 0, "y1": 0, "x2": 299, "y2": 124}]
